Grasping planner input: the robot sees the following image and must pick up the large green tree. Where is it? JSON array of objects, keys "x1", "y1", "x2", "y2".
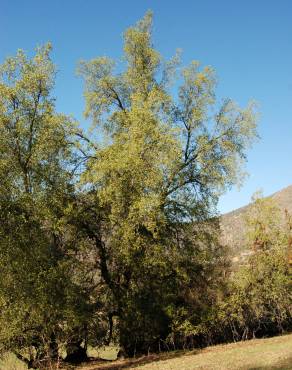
[
  {"x1": 0, "y1": 12, "x2": 259, "y2": 363},
  {"x1": 0, "y1": 44, "x2": 90, "y2": 367},
  {"x1": 78, "y1": 12, "x2": 257, "y2": 353}
]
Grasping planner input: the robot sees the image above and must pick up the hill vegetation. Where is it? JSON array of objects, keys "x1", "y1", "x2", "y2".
[{"x1": 220, "y1": 185, "x2": 292, "y2": 262}]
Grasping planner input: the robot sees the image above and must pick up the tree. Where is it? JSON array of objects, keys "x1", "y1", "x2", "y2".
[
  {"x1": 0, "y1": 12, "x2": 259, "y2": 362},
  {"x1": 0, "y1": 44, "x2": 89, "y2": 368},
  {"x1": 206, "y1": 195, "x2": 292, "y2": 344},
  {"x1": 245, "y1": 191, "x2": 283, "y2": 251},
  {"x1": 78, "y1": 12, "x2": 258, "y2": 353}
]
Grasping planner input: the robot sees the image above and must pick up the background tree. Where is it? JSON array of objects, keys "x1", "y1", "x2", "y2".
[
  {"x1": 200, "y1": 195, "x2": 292, "y2": 345},
  {"x1": 245, "y1": 191, "x2": 283, "y2": 251}
]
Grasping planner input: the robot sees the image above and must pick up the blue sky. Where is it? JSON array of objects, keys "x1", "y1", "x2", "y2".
[{"x1": 1, "y1": 0, "x2": 292, "y2": 213}]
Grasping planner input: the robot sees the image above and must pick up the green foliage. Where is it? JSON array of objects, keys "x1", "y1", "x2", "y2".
[
  {"x1": 245, "y1": 191, "x2": 284, "y2": 251},
  {"x1": 0, "y1": 11, "x2": 260, "y2": 365},
  {"x1": 224, "y1": 196, "x2": 292, "y2": 339},
  {"x1": 0, "y1": 45, "x2": 90, "y2": 368},
  {"x1": 190, "y1": 196, "x2": 292, "y2": 345},
  {"x1": 225, "y1": 247, "x2": 292, "y2": 339},
  {"x1": 0, "y1": 44, "x2": 76, "y2": 198},
  {"x1": 76, "y1": 12, "x2": 257, "y2": 353},
  {"x1": 79, "y1": 13, "x2": 257, "y2": 223}
]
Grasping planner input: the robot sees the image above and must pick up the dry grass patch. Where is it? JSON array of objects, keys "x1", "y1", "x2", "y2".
[{"x1": 76, "y1": 334, "x2": 292, "y2": 370}]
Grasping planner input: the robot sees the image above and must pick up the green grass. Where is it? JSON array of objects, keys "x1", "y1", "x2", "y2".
[{"x1": 77, "y1": 333, "x2": 292, "y2": 369}]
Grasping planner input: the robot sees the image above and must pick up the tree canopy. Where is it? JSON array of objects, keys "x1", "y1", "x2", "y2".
[
  {"x1": 75, "y1": 11, "x2": 258, "y2": 353},
  {"x1": 3, "y1": 12, "x2": 286, "y2": 370}
]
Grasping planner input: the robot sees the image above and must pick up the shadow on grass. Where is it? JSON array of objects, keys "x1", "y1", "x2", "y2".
[
  {"x1": 76, "y1": 345, "x2": 292, "y2": 370},
  {"x1": 79, "y1": 350, "x2": 198, "y2": 370}
]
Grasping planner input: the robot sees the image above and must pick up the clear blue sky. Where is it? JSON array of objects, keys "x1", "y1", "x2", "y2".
[{"x1": 1, "y1": 0, "x2": 292, "y2": 213}]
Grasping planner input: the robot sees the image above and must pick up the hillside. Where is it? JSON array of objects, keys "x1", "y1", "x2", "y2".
[
  {"x1": 77, "y1": 334, "x2": 292, "y2": 369},
  {"x1": 220, "y1": 185, "x2": 292, "y2": 261}
]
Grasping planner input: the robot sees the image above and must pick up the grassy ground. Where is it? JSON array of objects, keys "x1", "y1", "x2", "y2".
[{"x1": 76, "y1": 334, "x2": 292, "y2": 370}]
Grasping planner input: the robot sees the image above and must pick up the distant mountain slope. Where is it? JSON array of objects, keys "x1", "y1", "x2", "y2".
[{"x1": 220, "y1": 185, "x2": 292, "y2": 258}]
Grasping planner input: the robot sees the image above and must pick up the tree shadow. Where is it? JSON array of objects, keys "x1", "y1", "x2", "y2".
[
  {"x1": 77, "y1": 349, "x2": 292, "y2": 370},
  {"x1": 79, "y1": 350, "x2": 198, "y2": 370}
]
